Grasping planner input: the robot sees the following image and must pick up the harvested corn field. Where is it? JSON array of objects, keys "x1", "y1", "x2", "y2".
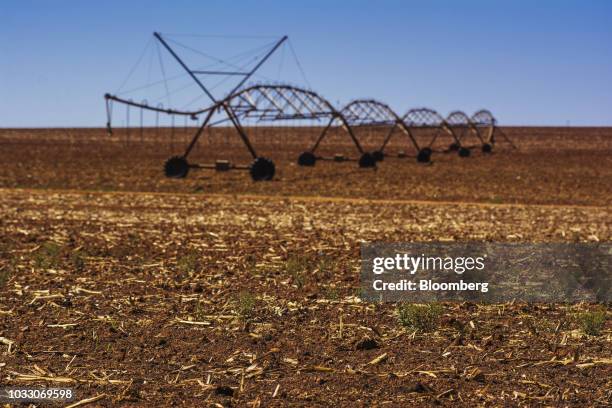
[{"x1": 0, "y1": 129, "x2": 610, "y2": 406}]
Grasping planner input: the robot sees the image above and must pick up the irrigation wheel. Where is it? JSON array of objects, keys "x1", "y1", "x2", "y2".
[
  {"x1": 458, "y1": 147, "x2": 471, "y2": 158},
  {"x1": 250, "y1": 157, "x2": 276, "y2": 181},
  {"x1": 297, "y1": 151, "x2": 316, "y2": 167},
  {"x1": 482, "y1": 143, "x2": 493, "y2": 153},
  {"x1": 417, "y1": 148, "x2": 432, "y2": 163},
  {"x1": 164, "y1": 156, "x2": 189, "y2": 178},
  {"x1": 358, "y1": 152, "x2": 377, "y2": 168}
]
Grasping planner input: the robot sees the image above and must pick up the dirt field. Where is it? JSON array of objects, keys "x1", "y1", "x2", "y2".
[
  {"x1": 1, "y1": 126, "x2": 611, "y2": 206},
  {"x1": 0, "y1": 128, "x2": 611, "y2": 406}
]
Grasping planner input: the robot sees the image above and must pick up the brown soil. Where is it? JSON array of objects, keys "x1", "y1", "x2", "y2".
[
  {"x1": 1, "y1": 126, "x2": 611, "y2": 206},
  {"x1": 0, "y1": 128, "x2": 610, "y2": 406}
]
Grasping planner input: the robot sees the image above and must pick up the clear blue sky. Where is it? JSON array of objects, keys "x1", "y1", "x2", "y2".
[{"x1": 1, "y1": 0, "x2": 611, "y2": 127}]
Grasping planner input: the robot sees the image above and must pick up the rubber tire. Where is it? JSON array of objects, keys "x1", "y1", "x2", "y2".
[
  {"x1": 358, "y1": 152, "x2": 376, "y2": 168},
  {"x1": 482, "y1": 143, "x2": 492, "y2": 153},
  {"x1": 164, "y1": 156, "x2": 189, "y2": 178},
  {"x1": 458, "y1": 147, "x2": 471, "y2": 158},
  {"x1": 372, "y1": 150, "x2": 385, "y2": 162},
  {"x1": 250, "y1": 157, "x2": 276, "y2": 181},
  {"x1": 449, "y1": 142, "x2": 460, "y2": 151},
  {"x1": 417, "y1": 148, "x2": 432, "y2": 163},
  {"x1": 297, "y1": 151, "x2": 316, "y2": 167}
]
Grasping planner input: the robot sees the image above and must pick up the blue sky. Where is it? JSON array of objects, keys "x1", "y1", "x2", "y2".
[{"x1": 1, "y1": 0, "x2": 611, "y2": 127}]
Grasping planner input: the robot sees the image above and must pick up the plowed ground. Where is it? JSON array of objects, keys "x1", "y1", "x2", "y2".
[{"x1": 0, "y1": 127, "x2": 610, "y2": 406}]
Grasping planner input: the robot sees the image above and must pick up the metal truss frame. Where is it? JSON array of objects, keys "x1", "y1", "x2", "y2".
[
  {"x1": 442, "y1": 110, "x2": 487, "y2": 156},
  {"x1": 471, "y1": 109, "x2": 516, "y2": 150},
  {"x1": 105, "y1": 32, "x2": 288, "y2": 180},
  {"x1": 339, "y1": 99, "x2": 421, "y2": 162},
  {"x1": 402, "y1": 108, "x2": 459, "y2": 158},
  {"x1": 226, "y1": 85, "x2": 376, "y2": 167},
  {"x1": 104, "y1": 32, "x2": 516, "y2": 177},
  {"x1": 445, "y1": 110, "x2": 484, "y2": 144}
]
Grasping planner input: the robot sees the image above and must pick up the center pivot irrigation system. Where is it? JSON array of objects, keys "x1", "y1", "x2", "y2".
[{"x1": 105, "y1": 33, "x2": 515, "y2": 180}]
